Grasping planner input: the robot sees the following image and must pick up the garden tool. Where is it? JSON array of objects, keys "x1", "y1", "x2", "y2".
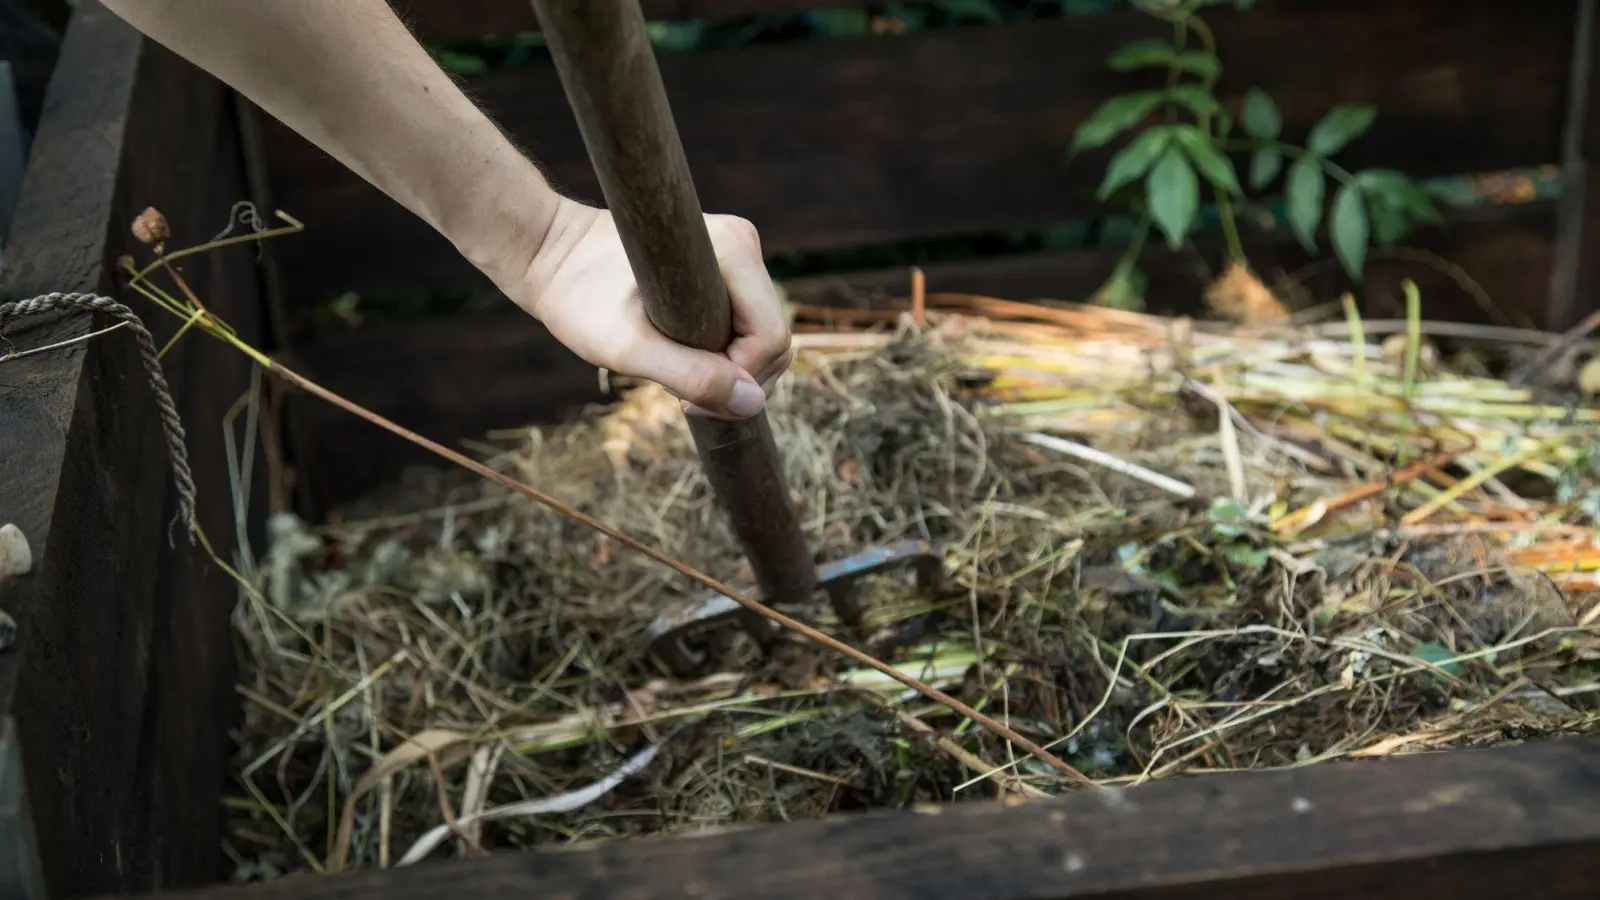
[
  {"x1": 531, "y1": 1, "x2": 943, "y2": 675},
  {"x1": 645, "y1": 538, "x2": 943, "y2": 674}
]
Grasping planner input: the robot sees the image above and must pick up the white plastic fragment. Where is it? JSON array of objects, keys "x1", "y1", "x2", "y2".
[
  {"x1": 397, "y1": 739, "x2": 666, "y2": 866},
  {"x1": 0, "y1": 524, "x2": 31, "y2": 581}
]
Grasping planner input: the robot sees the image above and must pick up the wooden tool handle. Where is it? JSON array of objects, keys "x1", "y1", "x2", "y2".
[
  {"x1": 531, "y1": 0, "x2": 731, "y2": 353},
  {"x1": 531, "y1": 0, "x2": 820, "y2": 630}
]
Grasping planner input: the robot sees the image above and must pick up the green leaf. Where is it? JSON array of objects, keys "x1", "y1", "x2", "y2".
[
  {"x1": 1172, "y1": 126, "x2": 1241, "y2": 196},
  {"x1": 1207, "y1": 497, "x2": 1250, "y2": 538},
  {"x1": 1285, "y1": 156, "x2": 1326, "y2": 252},
  {"x1": 807, "y1": 9, "x2": 870, "y2": 35},
  {"x1": 1355, "y1": 169, "x2": 1413, "y2": 245},
  {"x1": 1404, "y1": 185, "x2": 1445, "y2": 226},
  {"x1": 1384, "y1": 177, "x2": 1445, "y2": 227},
  {"x1": 1307, "y1": 104, "x2": 1377, "y2": 156},
  {"x1": 1226, "y1": 544, "x2": 1271, "y2": 570},
  {"x1": 1330, "y1": 182, "x2": 1370, "y2": 280},
  {"x1": 1365, "y1": 192, "x2": 1409, "y2": 245},
  {"x1": 1147, "y1": 146, "x2": 1199, "y2": 249},
  {"x1": 1097, "y1": 127, "x2": 1171, "y2": 200},
  {"x1": 1107, "y1": 38, "x2": 1176, "y2": 70},
  {"x1": 1410, "y1": 641, "x2": 1463, "y2": 679},
  {"x1": 1214, "y1": 109, "x2": 1234, "y2": 141},
  {"x1": 1071, "y1": 91, "x2": 1165, "y2": 153},
  {"x1": 1240, "y1": 88, "x2": 1281, "y2": 139},
  {"x1": 1173, "y1": 51, "x2": 1222, "y2": 81},
  {"x1": 1248, "y1": 148, "x2": 1282, "y2": 189},
  {"x1": 1355, "y1": 168, "x2": 1444, "y2": 236},
  {"x1": 1167, "y1": 85, "x2": 1220, "y2": 118}
]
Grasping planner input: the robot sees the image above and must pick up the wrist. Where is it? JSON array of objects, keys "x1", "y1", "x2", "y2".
[
  {"x1": 518, "y1": 196, "x2": 601, "y2": 320},
  {"x1": 436, "y1": 148, "x2": 564, "y2": 296}
]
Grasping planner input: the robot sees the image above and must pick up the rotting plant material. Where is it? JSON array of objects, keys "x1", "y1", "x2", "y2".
[{"x1": 226, "y1": 292, "x2": 1600, "y2": 880}]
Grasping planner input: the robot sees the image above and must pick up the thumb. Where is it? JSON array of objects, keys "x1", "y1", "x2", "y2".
[{"x1": 628, "y1": 331, "x2": 767, "y2": 419}]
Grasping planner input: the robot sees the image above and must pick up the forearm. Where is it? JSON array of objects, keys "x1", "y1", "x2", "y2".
[{"x1": 100, "y1": 0, "x2": 559, "y2": 285}]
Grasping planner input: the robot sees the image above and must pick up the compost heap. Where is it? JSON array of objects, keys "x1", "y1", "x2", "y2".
[{"x1": 228, "y1": 294, "x2": 1600, "y2": 880}]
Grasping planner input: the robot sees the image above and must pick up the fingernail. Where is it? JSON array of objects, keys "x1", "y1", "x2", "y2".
[{"x1": 727, "y1": 379, "x2": 765, "y2": 417}]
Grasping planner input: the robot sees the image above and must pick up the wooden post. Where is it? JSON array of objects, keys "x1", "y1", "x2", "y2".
[{"x1": 1548, "y1": 0, "x2": 1600, "y2": 331}]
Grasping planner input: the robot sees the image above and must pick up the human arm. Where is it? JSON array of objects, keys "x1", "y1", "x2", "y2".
[{"x1": 98, "y1": 0, "x2": 790, "y2": 418}]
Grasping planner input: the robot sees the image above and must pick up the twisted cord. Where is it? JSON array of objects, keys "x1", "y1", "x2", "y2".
[{"x1": 0, "y1": 292, "x2": 197, "y2": 543}]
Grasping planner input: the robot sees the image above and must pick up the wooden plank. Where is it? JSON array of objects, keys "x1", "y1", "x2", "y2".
[
  {"x1": 0, "y1": 63, "x2": 25, "y2": 244},
  {"x1": 285, "y1": 201, "x2": 1553, "y2": 513},
  {"x1": 280, "y1": 314, "x2": 608, "y2": 515},
  {"x1": 261, "y1": 0, "x2": 1571, "y2": 335},
  {"x1": 128, "y1": 736, "x2": 1600, "y2": 900},
  {"x1": 395, "y1": 0, "x2": 845, "y2": 43},
  {"x1": 1549, "y1": 0, "x2": 1600, "y2": 332},
  {"x1": 0, "y1": 2, "x2": 264, "y2": 894}
]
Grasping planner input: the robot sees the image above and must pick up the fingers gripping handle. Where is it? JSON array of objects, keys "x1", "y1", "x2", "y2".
[{"x1": 530, "y1": 0, "x2": 729, "y2": 350}]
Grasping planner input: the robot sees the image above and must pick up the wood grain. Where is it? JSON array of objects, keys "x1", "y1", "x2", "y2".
[
  {"x1": 262, "y1": 0, "x2": 1572, "y2": 335},
  {"x1": 130, "y1": 737, "x2": 1600, "y2": 900},
  {"x1": 0, "y1": 3, "x2": 263, "y2": 894}
]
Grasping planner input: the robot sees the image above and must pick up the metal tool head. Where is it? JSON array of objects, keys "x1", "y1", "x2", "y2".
[{"x1": 646, "y1": 539, "x2": 943, "y2": 675}]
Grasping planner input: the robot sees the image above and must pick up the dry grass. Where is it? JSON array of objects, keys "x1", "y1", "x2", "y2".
[{"x1": 222, "y1": 289, "x2": 1600, "y2": 882}]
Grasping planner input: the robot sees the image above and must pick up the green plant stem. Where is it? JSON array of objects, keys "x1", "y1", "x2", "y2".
[
  {"x1": 1092, "y1": 214, "x2": 1152, "y2": 308},
  {"x1": 1153, "y1": 10, "x2": 1241, "y2": 263},
  {"x1": 1214, "y1": 190, "x2": 1246, "y2": 263},
  {"x1": 1162, "y1": 16, "x2": 1188, "y2": 125},
  {"x1": 1116, "y1": 215, "x2": 1153, "y2": 277},
  {"x1": 1185, "y1": 13, "x2": 1218, "y2": 61}
]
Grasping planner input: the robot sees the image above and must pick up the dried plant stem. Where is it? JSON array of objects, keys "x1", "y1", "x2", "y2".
[{"x1": 263, "y1": 359, "x2": 1090, "y2": 785}]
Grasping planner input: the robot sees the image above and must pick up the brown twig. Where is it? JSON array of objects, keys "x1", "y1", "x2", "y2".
[
  {"x1": 911, "y1": 266, "x2": 926, "y2": 330},
  {"x1": 860, "y1": 690, "x2": 1049, "y2": 799},
  {"x1": 425, "y1": 750, "x2": 486, "y2": 858},
  {"x1": 1506, "y1": 308, "x2": 1600, "y2": 387},
  {"x1": 154, "y1": 249, "x2": 209, "y2": 313},
  {"x1": 1272, "y1": 444, "x2": 1471, "y2": 536},
  {"x1": 263, "y1": 359, "x2": 1091, "y2": 786}
]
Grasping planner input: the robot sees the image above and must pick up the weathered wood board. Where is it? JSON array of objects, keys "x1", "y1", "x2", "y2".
[{"x1": 117, "y1": 736, "x2": 1600, "y2": 900}]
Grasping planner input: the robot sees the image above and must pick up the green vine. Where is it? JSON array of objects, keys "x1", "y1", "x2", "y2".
[{"x1": 1073, "y1": 0, "x2": 1444, "y2": 307}]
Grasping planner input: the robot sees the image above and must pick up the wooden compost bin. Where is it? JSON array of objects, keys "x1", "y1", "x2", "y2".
[{"x1": 0, "y1": 1, "x2": 1597, "y2": 898}]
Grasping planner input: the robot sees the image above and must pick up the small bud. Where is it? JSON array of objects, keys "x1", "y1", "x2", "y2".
[
  {"x1": 132, "y1": 207, "x2": 170, "y2": 248},
  {"x1": 1380, "y1": 333, "x2": 1439, "y2": 371},
  {"x1": 0, "y1": 524, "x2": 31, "y2": 581},
  {"x1": 1579, "y1": 357, "x2": 1600, "y2": 396}
]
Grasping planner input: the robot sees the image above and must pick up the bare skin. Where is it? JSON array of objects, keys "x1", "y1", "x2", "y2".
[{"x1": 99, "y1": 0, "x2": 792, "y2": 419}]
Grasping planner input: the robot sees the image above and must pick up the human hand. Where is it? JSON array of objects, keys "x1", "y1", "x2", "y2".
[{"x1": 509, "y1": 198, "x2": 794, "y2": 420}]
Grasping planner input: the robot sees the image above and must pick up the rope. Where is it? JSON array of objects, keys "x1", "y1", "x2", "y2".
[{"x1": 0, "y1": 292, "x2": 197, "y2": 544}]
